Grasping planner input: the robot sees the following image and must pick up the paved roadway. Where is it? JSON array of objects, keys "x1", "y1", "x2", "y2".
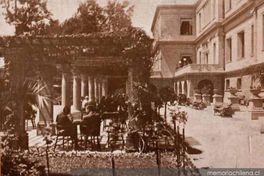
[{"x1": 165, "y1": 105, "x2": 264, "y2": 168}]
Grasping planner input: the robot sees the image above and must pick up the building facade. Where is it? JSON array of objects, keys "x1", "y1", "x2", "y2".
[{"x1": 151, "y1": 0, "x2": 264, "y2": 102}]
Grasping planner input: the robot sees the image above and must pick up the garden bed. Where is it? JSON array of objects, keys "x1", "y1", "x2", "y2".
[{"x1": 30, "y1": 148, "x2": 198, "y2": 175}]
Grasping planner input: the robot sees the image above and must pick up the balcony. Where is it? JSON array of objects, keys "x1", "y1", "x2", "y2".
[{"x1": 174, "y1": 64, "x2": 224, "y2": 77}]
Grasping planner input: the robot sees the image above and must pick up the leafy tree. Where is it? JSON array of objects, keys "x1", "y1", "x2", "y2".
[
  {"x1": 103, "y1": 0, "x2": 134, "y2": 32},
  {"x1": 60, "y1": 0, "x2": 134, "y2": 34},
  {"x1": 1, "y1": 0, "x2": 53, "y2": 35},
  {"x1": 122, "y1": 28, "x2": 153, "y2": 82},
  {"x1": 61, "y1": 0, "x2": 105, "y2": 34}
]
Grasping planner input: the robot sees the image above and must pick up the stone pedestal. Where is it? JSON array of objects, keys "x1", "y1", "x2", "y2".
[
  {"x1": 213, "y1": 94, "x2": 223, "y2": 104},
  {"x1": 228, "y1": 95, "x2": 240, "y2": 111},
  {"x1": 249, "y1": 96, "x2": 264, "y2": 120},
  {"x1": 194, "y1": 93, "x2": 202, "y2": 102},
  {"x1": 202, "y1": 94, "x2": 211, "y2": 105}
]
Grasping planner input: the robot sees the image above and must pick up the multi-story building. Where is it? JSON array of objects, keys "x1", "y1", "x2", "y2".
[{"x1": 151, "y1": 0, "x2": 264, "y2": 102}]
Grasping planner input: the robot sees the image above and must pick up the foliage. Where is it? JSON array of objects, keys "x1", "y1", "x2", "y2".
[
  {"x1": 0, "y1": 79, "x2": 50, "y2": 135},
  {"x1": 252, "y1": 70, "x2": 264, "y2": 89},
  {"x1": 61, "y1": 0, "x2": 104, "y2": 34},
  {"x1": 219, "y1": 104, "x2": 234, "y2": 117},
  {"x1": 171, "y1": 111, "x2": 188, "y2": 125},
  {"x1": 103, "y1": 0, "x2": 134, "y2": 32},
  {"x1": 1, "y1": 127, "x2": 45, "y2": 176},
  {"x1": 201, "y1": 86, "x2": 211, "y2": 95},
  {"x1": 60, "y1": 0, "x2": 133, "y2": 35},
  {"x1": 133, "y1": 82, "x2": 157, "y2": 105},
  {"x1": 122, "y1": 28, "x2": 153, "y2": 82},
  {"x1": 1, "y1": 0, "x2": 53, "y2": 35},
  {"x1": 159, "y1": 86, "x2": 174, "y2": 103},
  {"x1": 228, "y1": 87, "x2": 238, "y2": 96}
]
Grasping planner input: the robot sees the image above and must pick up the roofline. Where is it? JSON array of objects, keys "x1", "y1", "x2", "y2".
[{"x1": 151, "y1": 4, "x2": 196, "y2": 33}]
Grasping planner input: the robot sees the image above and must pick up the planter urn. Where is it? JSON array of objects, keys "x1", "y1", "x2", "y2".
[
  {"x1": 194, "y1": 93, "x2": 202, "y2": 102},
  {"x1": 228, "y1": 95, "x2": 240, "y2": 112},
  {"x1": 248, "y1": 90, "x2": 264, "y2": 120},
  {"x1": 213, "y1": 94, "x2": 223, "y2": 104},
  {"x1": 202, "y1": 94, "x2": 211, "y2": 105}
]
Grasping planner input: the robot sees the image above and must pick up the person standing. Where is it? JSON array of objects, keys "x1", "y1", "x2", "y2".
[{"x1": 82, "y1": 96, "x2": 89, "y2": 109}]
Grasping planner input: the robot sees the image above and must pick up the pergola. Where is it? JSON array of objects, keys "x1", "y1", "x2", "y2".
[{"x1": 0, "y1": 33, "x2": 135, "y2": 148}]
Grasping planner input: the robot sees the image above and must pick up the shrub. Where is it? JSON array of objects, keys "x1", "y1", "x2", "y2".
[{"x1": 1, "y1": 128, "x2": 46, "y2": 176}]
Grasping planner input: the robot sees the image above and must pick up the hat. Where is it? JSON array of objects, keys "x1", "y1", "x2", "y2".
[{"x1": 85, "y1": 96, "x2": 89, "y2": 99}]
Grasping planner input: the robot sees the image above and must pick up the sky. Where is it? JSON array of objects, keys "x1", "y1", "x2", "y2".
[{"x1": 0, "y1": 0, "x2": 195, "y2": 36}]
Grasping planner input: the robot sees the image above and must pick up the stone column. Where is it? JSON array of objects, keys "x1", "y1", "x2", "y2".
[
  {"x1": 88, "y1": 76, "x2": 95, "y2": 101},
  {"x1": 173, "y1": 82, "x2": 177, "y2": 94},
  {"x1": 102, "y1": 78, "x2": 107, "y2": 97},
  {"x1": 73, "y1": 74, "x2": 81, "y2": 111},
  {"x1": 181, "y1": 81, "x2": 185, "y2": 94},
  {"x1": 61, "y1": 72, "x2": 71, "y2": 107},
  {"x1": 253, "y1": 9, "x2": 257, "y2": 60},
  {"x1": 81, "y1": 74, "x2": 88, "y2": 98},
  {"x1": 187, "y1": 80, "x2": 192, "y2": 98},
  {"x1": 94, "y1": 77, "x2": 99, "y2": 101},
  {"x1": 176, "y1": 82, "x2": 180, "y2": 95},
  {"x1": 98, "y1": 79, "x2": 102, "y2": 100}
]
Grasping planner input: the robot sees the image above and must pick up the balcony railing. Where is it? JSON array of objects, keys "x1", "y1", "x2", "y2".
[{"x1": 174, "y1": 64, "x2": 224, "y2": 77}]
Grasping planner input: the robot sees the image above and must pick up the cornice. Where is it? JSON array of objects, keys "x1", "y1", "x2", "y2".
[
  {"x1": 151, "y1": 4, "x2": 196, "y2": 33},
  {"x1": 152, "y1": 40, "x2": 195, "y2": 54},
  {"x1": 222, "y1": 1, "x2": 254, "y2": 26},
  {"x1": 194, "y1": 21, "x2": 223, "y2": 44}
]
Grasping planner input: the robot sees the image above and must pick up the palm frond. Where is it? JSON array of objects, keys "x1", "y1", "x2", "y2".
[{"x1": 24, "y1": 80, "x2": 51, "y2": 109}]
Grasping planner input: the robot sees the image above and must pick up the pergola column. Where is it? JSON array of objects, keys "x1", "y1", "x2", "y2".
[
  {"x1": 81, "y1": 74, "x2": 88, "y2": 98},
  {"x1": 73, "y1": 74, "x2": 81, "y2": 111},
  {"x1": 98, "y1": 79, "x2": 102, "y2": 100},
  {"x1": 102, "y1": 78, "x2": 108, "y2": 97},
  {"x1": 94, "y1": 77, "x2": 98, "y2": 101},
  {"x1": 61, "y1": 72, "x2": 71, "y2": 107},
  {"x1": 88, "y1": 76, "x2": 95, "y2": 101}
]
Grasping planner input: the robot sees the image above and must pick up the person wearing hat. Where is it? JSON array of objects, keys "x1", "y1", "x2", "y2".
[{"x1": 82, "y1": 96, "x2": 89, "y2": 109}]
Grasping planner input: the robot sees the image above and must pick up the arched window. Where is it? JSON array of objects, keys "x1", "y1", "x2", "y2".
[{"x1": 180, "y1": 19, "x2": 192, "y2": 35}]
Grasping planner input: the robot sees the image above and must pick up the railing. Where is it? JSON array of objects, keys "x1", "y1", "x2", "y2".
[{"x1": 175, "y1": 64, "x2": 224, "y2": 77}]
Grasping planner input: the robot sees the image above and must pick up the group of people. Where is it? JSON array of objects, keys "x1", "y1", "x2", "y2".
[
  {"x1": 55, "y1": 93, "x2": 129, "y2": 148},
  {"x1": 83, "y1": 94, "x2": 129, "y2": 113}
]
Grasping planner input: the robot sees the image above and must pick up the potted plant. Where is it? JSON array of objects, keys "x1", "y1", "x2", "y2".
[
  {"x1": 194, "y1": 88, "x2": 201, "y2": 94},
  {"x1": 213, "y1": 89, "x2": 220, "y2": 95},
  {"x1": 228, "y1": 87, "x2": 238, "y2": 96},
  {"x1": 250, "y1": 85, "x2": 262, "y2": 96},
  {"x1": 201, "y1": 87, "x2": 211, "y2": 95}
]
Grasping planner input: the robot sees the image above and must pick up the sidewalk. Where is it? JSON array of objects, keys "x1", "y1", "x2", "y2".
[{"x1": 165, "y1": 105, "x2": 264, "y2": 168}]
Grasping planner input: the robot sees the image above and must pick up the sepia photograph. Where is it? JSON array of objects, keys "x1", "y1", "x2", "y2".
[{"x1": 0, "y1": 0, "x2": 264, "y2": 175}]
